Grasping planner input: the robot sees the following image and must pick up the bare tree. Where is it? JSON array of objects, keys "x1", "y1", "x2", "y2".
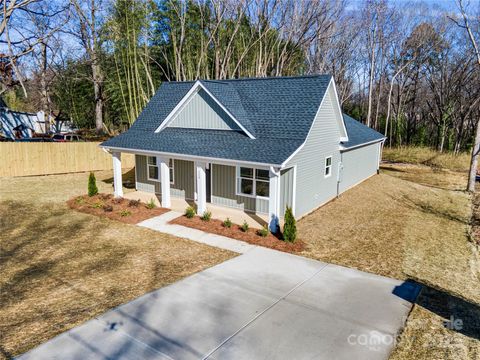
[
  {"x1": 451, "y1": 0, "x2": 480, "y2": 192},
  {"x1": 70, "y1": 0, "x2": 105, "y2": 134}
]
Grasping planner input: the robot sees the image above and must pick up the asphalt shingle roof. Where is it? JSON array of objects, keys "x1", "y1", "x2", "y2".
[
  {"x1": 341, "y1": 114, "x2": 385, "y2": 149},
  {"x1": 102, "y1": 75, "x2": 384, "y2": 164}
]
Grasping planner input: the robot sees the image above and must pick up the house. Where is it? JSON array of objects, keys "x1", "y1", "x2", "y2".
[
  {"x1": 101, "y1": 75, "x2": 385, "y2": 231},
  {"x1": 0, "y1": 101, "x2": 76, "y2": 139}
]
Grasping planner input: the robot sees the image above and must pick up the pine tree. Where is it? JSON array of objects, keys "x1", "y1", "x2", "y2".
[
  {"x1": 283, "y1": 206, "x2": 297, "y2": 242},
  {"x1": 88, "y1": 172, "x2": 98, "y2": 197}
]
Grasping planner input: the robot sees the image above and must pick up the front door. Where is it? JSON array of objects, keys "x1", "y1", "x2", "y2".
[{"x1": 206, "y1": 164, "x2": 211, "y2": 203}]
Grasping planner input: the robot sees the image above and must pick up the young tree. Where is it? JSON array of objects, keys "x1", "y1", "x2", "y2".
[{"x1": 451, "y1": 0, "x2": 480, "y2": 191}]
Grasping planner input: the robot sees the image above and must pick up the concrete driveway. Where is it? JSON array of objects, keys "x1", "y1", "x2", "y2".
[{"x1": 18, "y1": 247, "x2": 419, "y2": 360}]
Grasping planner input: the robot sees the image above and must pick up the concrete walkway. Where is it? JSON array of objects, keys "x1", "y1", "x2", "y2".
[
  {"x1": 18, "y1": 246, "x2": 420, "y2": 360},
  {"x1": 138, "y1": 212, "x2": 256, "y2": 254}
]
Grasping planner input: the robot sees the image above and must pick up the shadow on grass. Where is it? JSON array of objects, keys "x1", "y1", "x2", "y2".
[
  {"x1": 102, "y1": 168, "x2": 136, "y2": 188},
  {"x1": 0, "y1": 200, "x2": 133, "y2": 358},
  {"x1": 394, "y1": 193, "x2": 470, "y2": 225},
  {"x1": 394, "y1": 280, "x2": 480, "y2": 341}
]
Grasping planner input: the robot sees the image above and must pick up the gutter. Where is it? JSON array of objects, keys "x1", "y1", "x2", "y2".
[
  {"x1": 339, "y1": 137, "x2": 386, "y2": 152},
  {"x1": 100, "y1": 144, "x2": 284, "y2": 169}
]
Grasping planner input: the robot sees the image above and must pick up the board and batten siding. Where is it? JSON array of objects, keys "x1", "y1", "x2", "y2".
[
  {"x1": 339, "y1": 142, "x2": 381, "y2": 194},
  {"x1": 168, "y1": 89, "x2": 240, "y2": 131},
  {"x1": 135, "y1": 155, "x2": 195, "y2": 199},
  {"x1": 279, "y1": 167, "x2": 295, "y2": 217},
  {"x1": 211, "y1": 164, "x2": 269, "y2": 214},
  {"x1": 285, "y1": 82, "x2": 342, "y2": 218}
]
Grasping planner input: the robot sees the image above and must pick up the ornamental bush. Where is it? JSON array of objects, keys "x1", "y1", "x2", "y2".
[
  {"x1": 88, "y1": 172, "x2": 98, "y2": 197},
  {"x1": 257, "y1": 225, "x2": 269, "y2": 237},
  {"x1": 223, "y1": 218, "x2": 232, "y2": 228},
  {"x1": 283, "y1": 206, "x2": 297, "y2": 242},
  {"x1": 185, "y1": 206, "x2": 196, "y2": 218},
  {"x1": 201, "y1": 210, "x2": 212, "y2": 221}
]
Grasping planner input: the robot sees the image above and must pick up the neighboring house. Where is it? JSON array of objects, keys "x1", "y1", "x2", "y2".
[
  {"x1": 0, "y1": 105, "x2": 76, "y2": 139},
  {"x1": 101, "y1": 75, "x2": 385, "y2": 231}
]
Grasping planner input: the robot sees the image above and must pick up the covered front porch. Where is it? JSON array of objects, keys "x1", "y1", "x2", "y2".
[
  {"x1": 109, "y1": 151, "x2": 291, "y2": 232},
  {"x1": 123, "y1": 191, "x2": 270, "y2": 229}
]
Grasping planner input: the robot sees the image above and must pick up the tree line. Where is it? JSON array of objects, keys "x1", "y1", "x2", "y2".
[{"x1": 1, "y1": 0, "x2": 479, "y2": 155}]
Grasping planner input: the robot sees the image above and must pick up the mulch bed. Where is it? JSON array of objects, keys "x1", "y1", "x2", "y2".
[
  {"x1": 67, "y1": 193, "x2": 169, "y2": 224},
  {"x1": 170, "y1": 215, "x2": 305, "y2": 253}
]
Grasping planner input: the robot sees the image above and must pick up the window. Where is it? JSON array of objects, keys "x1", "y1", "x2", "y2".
[
  {"x1": 324, "y1": 156, "x2": 332, "y2": 177},
  {"x1": 237, "y1": 167, "x2": 270, "y2": 198},
  {"x1": 147, "y1": 157, "x2": 174, "y2": 184}
]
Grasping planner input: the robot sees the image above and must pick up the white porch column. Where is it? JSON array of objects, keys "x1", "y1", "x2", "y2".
[
  {"x1": 158, "y1": 156, "x2": 171, "y2": 208},
  {"x1": 268, "y1": 167, "x2": 281, "y2": 233},
  {"x1": 196, "y1": 161, "x2": 207, "y2": 215},
  {"x1": 112, "y1": 151, "x2": 123, "y2": 198}
]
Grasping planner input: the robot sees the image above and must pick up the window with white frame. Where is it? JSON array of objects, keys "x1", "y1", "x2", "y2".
[
  {"x1": 324, "y1": 156, "x2": 332, "y2": 177},
  {"x1": 147, "y1": 157, "x2": 174, "y2": 184},
  {"x1": 237, "y1": 167, "x2": 270, "y2": 198}
]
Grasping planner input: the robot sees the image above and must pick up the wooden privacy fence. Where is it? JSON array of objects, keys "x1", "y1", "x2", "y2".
[{"x1": 0, "y1": 142, "x2": 135, "y2": 177}]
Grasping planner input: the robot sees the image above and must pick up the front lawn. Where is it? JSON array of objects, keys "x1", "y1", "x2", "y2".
[
  {"x1": 298, "y1": 159, "x2": 479, "y2": 359},
  {"x1": 0, "y1": 171, "x2": 234, "y2": 359}
]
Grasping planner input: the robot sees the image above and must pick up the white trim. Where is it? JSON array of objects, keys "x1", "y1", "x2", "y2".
[
  {"x1": 134, "y1": 155, "x2": 139, "y2": 190},
  {"x1": 324, "y1": 155, "x2": 333, "y2": 178},
  {"x1": 339, "y1": 138, "x2": 386, "y2": 152},
  {"x1": 292, "y1": 165, "x2": 297, "y2": 217},
  {"x1": 268, "y1": 166, "x2": 281, "y2": 232},
  {"x1": 147, "y1": 156, "x2": 174, "y2": 184},
  {"x1": 169, "y1": 158, "x2": 175, "y2": 185},
  {"x1": 101, "y1": 145, "x2": 278, "y2": 169},
  {"x1": 281, "y1": 78, "x2": 350, "y2": 167},
  {"x1": 154, "y1": 80, "x2": 256, "y2": 139},
  {"x1": 195, "y1": 161, "x2": 207, "y2": 214},
  {"x1": 208, "y1": 162, "x2": 213, "y2": 202},
  {"x1": 280, "y1": 80, "x2": 332, "y2": 167},
  {"x1": 330, "y1": 78, "x2": 349, "y2": 142},
  {"x1": 235, "y1": 166, "x2": 270, "y2": 200},
  {"x1": 112, "y1": 152, "x2": 123, "y2": 198},
  {"x1": 147, "y1": 156, "x2": 160, "y2": 182}
]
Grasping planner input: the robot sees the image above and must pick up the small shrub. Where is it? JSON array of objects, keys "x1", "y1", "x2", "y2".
[
  {"x1": 146, "y1": 199, "x2": 156, "y2": 209},
  {"x1": 201, "y1": 210, "x2": 212, "y2": 221},
  {"x1": 120, "y1": 209, "x2": 131, "y2": 217},
  {"x1": 283, "y1": 206, "x2": 297, "y2": 242},
  {"x1": 75, "y1": 197, "x2": 84, "y2": 204},
  {"x1": 102, "y1": 204, "x2": 113, "y2": 212},
  {"x1": 88, "y1": 172, "x2": 98, "y2": 197},
  {"x1": 240, "y1": 220, "x2": 249, "y2": 232},
  {"x1": 185, "y1": 206, "x2": 196, "y2": 218},
  {"x1": 92, "y1": 201, "x2": 103, "y2": 209},
  {"x1": 257, "y1": 225, "x2": 269, "y2": 237},
  {"x1": 223, "y1": 218, "x2": 232, "y2": 228},
  {"x1": 112, "y1": 197, "x2": 124, "y2": 204},
  {"x1": 128, "y1": 199, "x2": 140, "y2": 207}
]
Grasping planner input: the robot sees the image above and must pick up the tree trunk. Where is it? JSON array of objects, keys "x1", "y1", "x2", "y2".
[
  {"x1": 366, "y1": 27, "x2": 376, "y2": 127},
  {"x1": 468, "y1": 119, "x2": 480, "y2": 192},
  {"x1": 40, "y1": 42, "x2": 50, "y2": 134},
  {"x1": 92, "y1": 62, "x2": 103, "y2": 134}
]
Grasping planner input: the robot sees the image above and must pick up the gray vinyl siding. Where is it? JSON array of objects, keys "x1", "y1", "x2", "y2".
[
  {"x1": 135, "y1": 155, "x2": 194, "y2": 199},
  {"x1": 285, "y1": 83, "x2": 342, "y2": 218},
  {"x1": 169, "y1": 89, "x2": 241, "y2": 131},
  {"x1": 211, "y1": 164, "x2": 269, "y2": 214},
  {"x1": 135, "y1": 155, "x2": 160, "y2": 193},
  {"x1": 279, "y1": 167, "x2": 294, "y2": 217},
  {"x1": 339, "y1": 142, "x2": 380, "y2": 193}
]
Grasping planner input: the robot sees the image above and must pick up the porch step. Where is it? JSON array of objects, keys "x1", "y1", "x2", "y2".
[{"x1": 138, "y1": 211, "x2": 256, "y2": 254}]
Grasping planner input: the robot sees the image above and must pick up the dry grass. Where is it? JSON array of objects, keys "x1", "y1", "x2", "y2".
[
  {"x1": 298, "y1": 163, "x2": 480, "y2": 359},
  {"x1": 382, "y1": 146, "x2": 470, "y2": 172},
  {"x1": 0, "y1": 170, "x2": 234, "y2": 359}
]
